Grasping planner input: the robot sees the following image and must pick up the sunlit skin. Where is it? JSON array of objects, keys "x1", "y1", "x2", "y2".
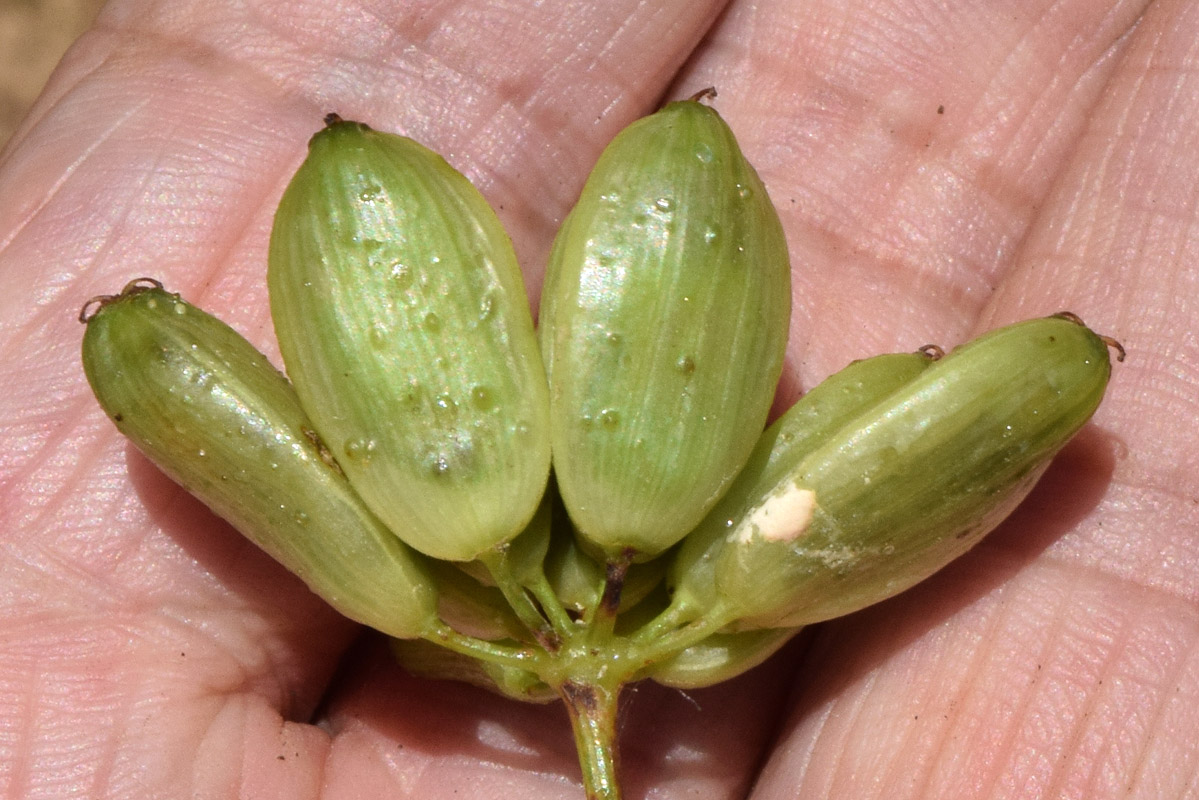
[{"x1": 2, "y1": 1, "x2": 1198, "y2": 798}]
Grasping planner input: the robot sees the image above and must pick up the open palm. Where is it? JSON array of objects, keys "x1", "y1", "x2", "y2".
[{"x1": 2, "y1": 1, "x2": 1196, "y2": 798}]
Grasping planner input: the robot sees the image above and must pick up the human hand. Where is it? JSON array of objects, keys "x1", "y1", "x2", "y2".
[{"x1": 1, "y1": 1, "x2": 1195, "y2": 798}]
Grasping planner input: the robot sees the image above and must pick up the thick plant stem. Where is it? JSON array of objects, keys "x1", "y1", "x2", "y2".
[
  {"x1": 586, "y1": 554, "x2": 631, "y2": 643},
  {"x1": 560, "y1": 680, "x2": 623, "y2": 800}
]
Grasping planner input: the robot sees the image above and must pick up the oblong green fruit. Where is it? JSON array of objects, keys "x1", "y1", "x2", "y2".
[
  {"x1": 542, "y1": 524, "x2": 666, "y2": 618},
  {"x1": 80, "y1": 282, "x2": 438, "y2": 639},
  {"x1": 269, "y1": 117, "x2": 550, "y2": 562},
  {"x1": 710, "y1": 316, "x2": 1116, "y2": 631},
  {"x1": 645, "y1": 627, "x2": 797, "y2": 689},
  {"x1": 667, "y1": 351, "x2": 938, "y2": 624},
  {"x1": 486, "y1": 490, "x2": 554, "y2": 588},
  {"x1": 540, "y1": 99, "x2": 791, "y2": 558},
  {"x1": 426, "y1": 560, "x2": 527, "y2": 642}
]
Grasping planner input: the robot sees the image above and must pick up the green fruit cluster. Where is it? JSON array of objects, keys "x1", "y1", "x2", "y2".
[{"x1": 80, "y1": 98, "x2": 1120, "y2": 800}]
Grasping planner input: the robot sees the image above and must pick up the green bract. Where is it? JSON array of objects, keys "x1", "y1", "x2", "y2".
[
  {"x1": 80, "y1": 281, "x2": 438, "y2": 639},
  {"x1": 79, "y1": 99, "x2": 1123, "y2": 800},
  {"x1": 540, "y1": 99, "x2": 791, "y2": 559},
  {"x1": 269, "y1": 117, "x2": 551, "y2": 562}
]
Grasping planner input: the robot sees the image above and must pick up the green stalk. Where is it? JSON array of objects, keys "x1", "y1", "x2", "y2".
[
  {"x1": 560, "y1": 680, "x2": 623, "y2": 800},
  {"x1": 425, "y1": 625, "x2": 543, "y2": 672},
  {"x1": 479, "y1": 549, "x2": 560, "y2": 650},
  {"x1": 584, "y1": 556, "x2": 631, "y2": 644},
  {"x1": 626, "y1": 614, "x2": 728, "y2": 667},
  {"x1": 528, "y1": 572, "x2": 580, "y2": 638},
  {"x1": 626, "y1": 600, "x2": 692, "y2": 645}
]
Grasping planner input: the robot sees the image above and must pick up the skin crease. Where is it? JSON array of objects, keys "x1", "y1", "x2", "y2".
[{"x1": 1, "y1": 0, "x2": 1198, "y2": 797}]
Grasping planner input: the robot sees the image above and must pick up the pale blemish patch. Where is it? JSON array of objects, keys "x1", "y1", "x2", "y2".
[{"x1": 735, "y1": 486, "x2": 817, "y2": 543}]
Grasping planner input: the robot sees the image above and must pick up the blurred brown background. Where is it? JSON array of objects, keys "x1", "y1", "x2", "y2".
[{"x1": 1, "y1": 0, "x2": 107, "y2": 148}]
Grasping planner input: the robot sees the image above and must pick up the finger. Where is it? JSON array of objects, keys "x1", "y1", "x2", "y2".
[
  {"x1": 0, "y1": 1, "x2": 728, "y2": 797},
  {"x1": 0, "y1": 0, "x2": 726, "y2": 321},
  {"x1": 745, "y1": 1, "x2": 1199, "y2": 797},
  {"x1": 669, "y1": 0, "x2": 1149, "y2": 403}
]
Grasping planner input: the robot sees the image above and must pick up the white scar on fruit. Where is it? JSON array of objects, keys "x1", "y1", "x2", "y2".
[{"x1": 735, "y1": 485, "x2": 817, "y2": 543}]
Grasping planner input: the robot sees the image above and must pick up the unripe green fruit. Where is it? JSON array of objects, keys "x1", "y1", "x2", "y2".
[
  {"x1": 542, "y1": 526, "x2": 666, "y2": 619},
  {"x1": 712, "y1": 316, "x2": 1116, "y2": 631},
  {"x1": 426, "y1": 560, "x2": 526, "y2": 642},
  {"x1": 540, "y1": 99, "x2": 791, "y2": 559},
  {"x1": 667, "y1": 351, "x2": 937, "y2": 623},
  {"x1": 646, "y1": 627, "x2": 797, "y2": 689},
  {"x1": 80, "y1": 282, "x2": 438, "y2": 639},
  {"x1": 269, "y1": 117, "x2": 551, "y2": 562}
]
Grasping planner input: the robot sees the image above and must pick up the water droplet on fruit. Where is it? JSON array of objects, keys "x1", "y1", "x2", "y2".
[
  {"x1": 478, "y1": 289, "x2": 497, "y2": 321},
  {"x1": 344, "y1": 438, "x2": 377, "y2": 462},
  {"x1": 390, "y1": 262, "x2": 412, "y2": 288}
]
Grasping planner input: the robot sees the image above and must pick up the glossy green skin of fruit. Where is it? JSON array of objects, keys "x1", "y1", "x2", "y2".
[
  {"x1": 646, "y1": 627, "x2": 798, "y2": 689},
  {"x1": 713, "y1": 316, "x2": 1114, "y2": 631},
  {"x1": 81, "y1": 286, "x2": 438, "y2": 639},
  {"x1": 269, "y1": 120, "x2": 550, "y2": 562},
  {"x1": 426, "y1": 559, "x2": 527, "y2": 642},
  {"x1": 667, "y1": 351, "x2": 937, "y2": 624},
  {"x1": 540, "y1": 100, "x2": 791, "y2": 559}
]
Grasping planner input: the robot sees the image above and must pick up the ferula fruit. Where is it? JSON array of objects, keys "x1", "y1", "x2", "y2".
[
  {"x1": 540, "y1": 98, "x2": 791, "y2": 559},
  {"x1": 80, "y1": 281, "x2": 439, "y2": 639},
  {"x1": 78, "y1": 100, "x2": 1126, "y2": 800},
  {"x1": 667, "y1": 350, "x2": 939, "y2": 623},
  {"x1": 269, "y1": 116, "x2": 551, "y2": 562},
  {"x1": 707, "y1": 315, "x2": 1117, "y2": 631},
  {"x1": 645, "y1": 626, "x2": 798, "y2": 690}
]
